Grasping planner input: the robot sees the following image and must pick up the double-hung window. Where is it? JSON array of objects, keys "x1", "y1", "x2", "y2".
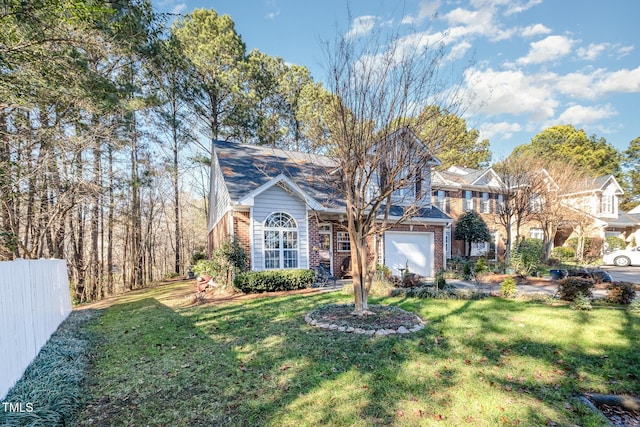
[
  {"x1": 463, "y1": 190, "x2": 474, "y2": 211},
  {"x1": 337, "y1": 232, "x2": 351, "y2": 252},
  {"x1": 481, "y1": 192, "x2": 490, "y2": 213},
  {"x1": 601, "y1": 194, "x2": 614, "y2": 214}
]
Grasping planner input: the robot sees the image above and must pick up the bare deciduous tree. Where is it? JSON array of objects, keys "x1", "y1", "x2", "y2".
[{"x1": 322, "y1": 24, "x2": 462, "y2": 315}]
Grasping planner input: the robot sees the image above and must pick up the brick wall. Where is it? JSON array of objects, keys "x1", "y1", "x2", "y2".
[
  {"x1": 443, "y1": 189, "x2": 506, "y2": 259},
  {"x1": 307, "y1": 217, "x2": 321, "y2": 269},
  {"x1": 233, "y1": 211, "x2": 252, "y2": 270}
]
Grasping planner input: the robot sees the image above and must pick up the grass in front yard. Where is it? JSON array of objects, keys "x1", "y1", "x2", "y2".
[{"x1": 74, "y1": 281, "x2": 640, "y2": 426}]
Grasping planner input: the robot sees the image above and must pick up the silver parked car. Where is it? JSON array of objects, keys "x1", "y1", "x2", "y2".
[{"x1": 602, "y1": 246, "x2": 640, "y2": 267}]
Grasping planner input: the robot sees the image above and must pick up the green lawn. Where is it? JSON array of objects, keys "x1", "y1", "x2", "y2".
[{"x1": 73, "y1": 280, "x2": 639, "y2": 426}]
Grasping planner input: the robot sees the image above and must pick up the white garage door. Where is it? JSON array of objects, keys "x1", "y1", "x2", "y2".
[{"x1": 384, "y1": 231, "x2": 434, "y2": 277}]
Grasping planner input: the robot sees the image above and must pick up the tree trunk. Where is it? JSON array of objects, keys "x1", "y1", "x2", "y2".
[
  {"x1": 90, "y1": 135, "x2": 102, "y2": 301},
  {"x1": 349, "y1": 214, "x2": 373, "y2": 316},
  {"x1": 107, "y1": 144, "x2": 114, "y2": 295},
  {"x1": 173, "y1": 104, "x2": 181, "y2": 274}
]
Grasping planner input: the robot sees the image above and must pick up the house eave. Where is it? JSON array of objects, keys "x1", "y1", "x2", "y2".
[
  {"x1": 381, "y1": 215, "x2": 453, "y2": 225},
  {"x1": 236, "y1": 174, "x2": 326, "y2": 211}
]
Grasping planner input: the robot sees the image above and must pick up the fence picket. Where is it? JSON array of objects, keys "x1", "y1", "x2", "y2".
[{"x1": 0, "y1": 259, "x2": 72, "y2": 400}]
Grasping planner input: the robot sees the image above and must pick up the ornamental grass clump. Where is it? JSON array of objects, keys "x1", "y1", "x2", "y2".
[{"x1": 629, "y1": 296, "x2": 640, "y2": 314}]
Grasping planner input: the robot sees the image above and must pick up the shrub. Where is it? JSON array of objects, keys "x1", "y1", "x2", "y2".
[
  {"x1": 435, "y1": 268, "x2": 447, "y2": 290},
  {"x1": 463, "y1": 262, "x2": 472, "y2": 280},
  {"x1": 551, "y1": 246, "x2": 575, "y2": 260},
  {"x1": 510, "y1": 238, "x2": 543, "y2": 276},
  {"x1": 474, "y1": 258, "x2": 488, "y2": 275},
  {"x1": 570, "y1": 292, "x2": 592, "y2": 311},
  {"x1": 375, "y1": 264, "x2": 391, "y2": 280},
  {"x1": 605, "y1": 236, "x2": 626, "y2": 252},
  {"x1": 390, "y1": 285, "x2": 456, "y2": 299},
  {"x1": 192, "y1": 259, "x2": 215, "y2": 277},
  {"x1": 557, "y1": 277, "x2": 594, "y2": 301},
  {"x1": 606, "y1": 282, "x2": 637, "y2": 305},
  {"x1": 233, "y1": 269, "x2": 315, "y2": 293},
  {"x1": 192, "y1": 238, "x2": 248, "y2": 288},
  {"x1": 629, "y1": 296, "x2": 640, "y2": 314},
  {"x1": 190, "y1": 250, "x2": 207, "y2": 265},
  {"x1": 501, "y1": 277, "x2": 517, "y2": 298}
]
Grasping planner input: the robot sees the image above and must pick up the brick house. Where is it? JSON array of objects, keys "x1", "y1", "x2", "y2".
[
  {"x1": 433, "y1": 166, "x2": 640, "y2": 259},
  {"x1": 207, "y1": 133, "x2": 452, "y2": 278},
  {"x1": 431, "y1": 166, "x2": 506, "y2": 259},
  {"x1": 556, "y1": 175, "x2": 640, "y2": 250}
]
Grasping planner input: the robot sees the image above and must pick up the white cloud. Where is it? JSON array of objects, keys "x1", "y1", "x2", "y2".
[
  {"x1": 556, "y1": 67, "x2": 640, "y2": 99},
  {"x1": 557, "y1": 104, "x2": 617, "y2": 125},
  {"x1": 504, "y1": 0, "x2": 543, "y2": 16},
  {"x1": 479, "y1": 121, "x2": 522, "y2": 141},
  {"x1": 266, "y1": 11, "x2": 280, "y2": 20},
  {"x1": 595, "y1": 67, "x2": 640, "y2": 94},
  {"x1": 402, "y1": 0, "x2": 440, "y2": 24},
  {"x1": 464, "y1": 67, "x2": 558, "y2": 120},
  {"x1": 616, "y1": 45, "x2": 634, "y2": 58},
  {"x1": 577, "y1": 43, "x2": 608, "y2": 61},
  {"x1": 171, "y1": 3, "x2": 186, "y2": 14},
  {"x1": 447, "y1": 41, "x2": 472, "y2": 61},
  {"x1": 521, "y1": 23, "x2": 551, "y2": 37},
  {"x1": 443, "y1": 6, "x2": 512, "y2": 41},
  {"x1": 346, "y1": 15, "x2": 379, "y2": 39},
  {"x1": 516, "y1": 35, "x2": 575, "y2": 65}
]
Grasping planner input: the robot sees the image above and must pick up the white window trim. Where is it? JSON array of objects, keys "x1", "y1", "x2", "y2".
[
  {"x1": 481, "y1": 192, "x2": 490, "y2": 213},
  {"x1": 530, "y1": 228, "x2": 544, "y2": 240},
  {"x1": 336, "y1": 231, "x2": 351, "y2": 252},
  {"x1": 464, "y1": 190, "x2": 474, "y2": 211},
  {"x1": 263, "y1": 212, "x2": 299, "y2": 270}
]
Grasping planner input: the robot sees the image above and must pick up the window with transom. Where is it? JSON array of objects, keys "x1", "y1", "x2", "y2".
[{"x1": 264, "y1": 212, "x2": 298, "y2": 269}]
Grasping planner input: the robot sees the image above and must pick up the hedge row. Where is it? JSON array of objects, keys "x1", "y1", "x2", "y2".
[{"x1": 234, "y1": 269, "x2": 316, "y2": 293}]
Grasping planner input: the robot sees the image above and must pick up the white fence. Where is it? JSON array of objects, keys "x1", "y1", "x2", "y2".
[{"x1": 0, "y1": 259, "x2": 72, "y2": 400}]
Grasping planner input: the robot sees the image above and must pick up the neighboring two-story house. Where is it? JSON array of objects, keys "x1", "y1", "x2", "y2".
[
  {"x1": 431, "y1": 166, "x2": 506, "y2": 259},
  {"x1": 557, "y1": 175, "x2": 640, "y2": 249},
  {"x1": 433, "y1": 166, "x2": 639, "y2": 259},
  {"x1": 207, "y1": 130, "x2": 452, "y2": 279}
]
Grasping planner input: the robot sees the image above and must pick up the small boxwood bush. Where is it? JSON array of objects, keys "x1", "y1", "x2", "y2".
[
  {"x1": 606, "y1": 282, "x2": 637, "y2": 305},
  {"x1": 501, "y1": 276, "x2": 517, "y2": 298},
  {"x1": 557, "y1": 277, "x2": 594, "y2": 301},
  {"x1": 234, "y1": 269, "x2": 315, "y2": 293}
]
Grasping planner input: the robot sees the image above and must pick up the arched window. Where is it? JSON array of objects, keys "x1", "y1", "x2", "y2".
[{"x1": 264, "y1": 212, "x2": 298, "y2": 269}]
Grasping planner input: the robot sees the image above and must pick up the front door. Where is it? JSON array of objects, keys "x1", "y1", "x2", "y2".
[{"x1": 318, "y1": 224, "x2": 333, "y2": 273}]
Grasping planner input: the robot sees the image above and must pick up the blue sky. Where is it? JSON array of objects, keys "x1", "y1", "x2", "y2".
[{"x1": 153, "y1": 0, "x2": 640, "y2": 161}]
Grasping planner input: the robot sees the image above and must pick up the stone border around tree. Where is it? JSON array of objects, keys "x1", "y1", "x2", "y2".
[{"x1": 304, "y1": 311, "x2": 426, "y2": 336}]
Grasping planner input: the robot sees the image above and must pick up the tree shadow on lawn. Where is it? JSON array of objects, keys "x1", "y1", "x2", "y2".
[
  {"x1": 77, "y1": 294, "x2": 640, "y2": 426},
  {"x1": 444, "y1": 300, "x2": 640, "y2": 424}
]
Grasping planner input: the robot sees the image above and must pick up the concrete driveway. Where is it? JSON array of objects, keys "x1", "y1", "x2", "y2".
[{"x1": 600, "y1": 266, "x2": 640, "y2": 283}]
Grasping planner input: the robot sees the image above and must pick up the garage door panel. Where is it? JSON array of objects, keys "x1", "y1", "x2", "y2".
[{"x1": 385, "y1": 232, "x2": 434, "y2": 277}]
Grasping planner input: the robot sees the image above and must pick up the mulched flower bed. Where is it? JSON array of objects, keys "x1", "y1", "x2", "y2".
[{"x1": 307, "y1": 303, "x2": 423, "y2": 331}]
